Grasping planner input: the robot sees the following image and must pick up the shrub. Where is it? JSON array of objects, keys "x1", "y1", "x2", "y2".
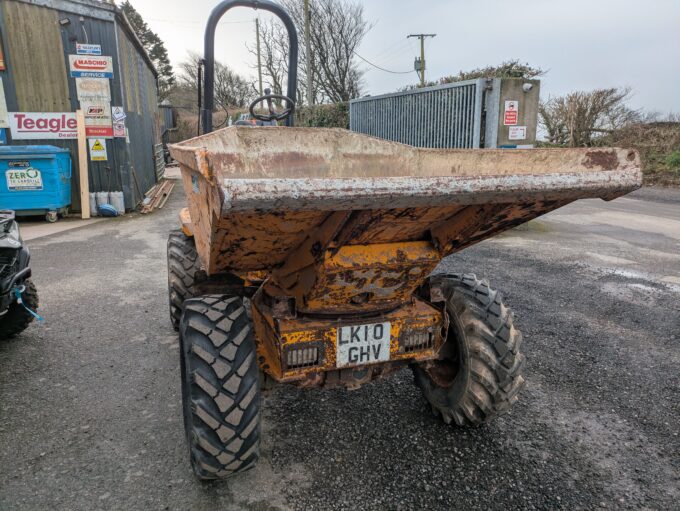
[{"x1": 666, "y1": 151, "x2": 680, "y2": 169}]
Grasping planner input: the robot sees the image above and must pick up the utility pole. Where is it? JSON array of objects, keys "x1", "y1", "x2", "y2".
[
  {"x1": 407, "y1": 33, "x2": 436, "y2": 87},
  {"x1": 255, "y1": 17, "x2": 263, "y2": 96},
  {"x1": 304, "y1": 0, "x2": 313, "y2": 105}
]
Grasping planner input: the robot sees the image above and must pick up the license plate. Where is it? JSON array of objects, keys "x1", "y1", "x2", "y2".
[{"x1": 336, "y1": 322, "x2": 390, "y2": 367}]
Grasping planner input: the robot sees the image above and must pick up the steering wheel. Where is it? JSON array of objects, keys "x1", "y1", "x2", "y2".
[{"x1": 249, "y1": 88, "x2": 295, "y2": 122}]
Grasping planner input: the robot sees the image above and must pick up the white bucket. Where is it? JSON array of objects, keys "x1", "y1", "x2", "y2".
[
  {"x1": 109, "y1": 191, "x2": 125, "y2": 215},
  {"x1": 89, "y1": 193, "x2": 98, "y2": 216},
  {"x1": 95, "y1": 191, "x2": 110, "y2": 211}
]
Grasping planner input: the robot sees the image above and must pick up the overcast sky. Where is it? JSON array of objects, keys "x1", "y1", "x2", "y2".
[{"x1": 131, "y1": 0, "x2": 679, "y2": 114}]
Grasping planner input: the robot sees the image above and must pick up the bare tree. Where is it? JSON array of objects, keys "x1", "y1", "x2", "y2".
[
  {"x1": 248, "y1": 0, "x2": 369, "y2": 104},
  {"x1": 539, "y1": 87, "x2": 640, "y2": 146},
  {"x1": 250, "y1": 20, "x2": 288, "y2": 99},
  {"x1": 172, "y1": 52, "x2": 254, "y2": 113}
]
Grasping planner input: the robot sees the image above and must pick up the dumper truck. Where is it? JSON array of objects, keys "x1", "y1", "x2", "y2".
[{"x1": 167, "y1": 0, "x2": 642, "y2": 480}]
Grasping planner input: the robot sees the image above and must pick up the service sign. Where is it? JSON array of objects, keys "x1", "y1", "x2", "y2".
[
  {"x1": 76, "y1": 43, "x2": 102, "y2": 56},
  {"x1": 69, "y1": 55, "x2": 113, "y2": 78},
  {"x1": 82, "y1": 101, "x2": 113, "y2": 138},
  {"x1": 8, "y1": 112, "x2": 77, "y2": 139},
  {"x1": 6, "y1": 167, "x2": 43, "y2": 191},
  {"x1": 76, "y1": 78, "x2": 111, "y2": 101}
]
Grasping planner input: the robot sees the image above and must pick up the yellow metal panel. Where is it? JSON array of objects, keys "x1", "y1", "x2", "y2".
[
  {"x1": 300, "y1": 241, "x2": 440, "y2": 314},
  {"x1": 252, "y1": 295, "x2": 444, "y2": 384},
  {"x1": 4, "y1": 1, "x2": 70, "y2": 111}
]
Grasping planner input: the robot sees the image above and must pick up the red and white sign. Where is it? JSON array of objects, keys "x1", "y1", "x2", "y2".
[
  {"x1": 504, "y1": 100, "x2": 519, "y2": 126},
  {"x1": 8, "y1": 112, "x2": 77, "y2": 139},
  {"x1": 113, "y1": 121, "x2": 126, "y2": 138},
  {"x1": 68, "y1": 55, "x2": 114, "y2": 78},
  {"x1": 82, "y1": 101, "x2": 113, "y2": 138}
]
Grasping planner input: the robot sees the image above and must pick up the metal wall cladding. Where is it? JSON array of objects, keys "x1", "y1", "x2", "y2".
[
  {"x1": 0, "y1": 0, "x2": 159, "y2": 211},
  {"x1": 116, "y1": 23, "x2": 159, "y2": 201},
  {"x1": 349, "y1": 79, "x2": 485, "y2": 149},
  {"x1": 159, "y1": 104, "x2": 174, "y2": 135}
]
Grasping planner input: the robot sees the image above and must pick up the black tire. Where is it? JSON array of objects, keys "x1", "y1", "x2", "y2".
[
  {"x1": 167, "y1": 230, "x2": 204, "y2": 331},
  {"x1": 0, "y1": 280, "x2": 39, "y2": 340},
  {"x1": 179, "y1": 295, "x2": 261, "y2": 480},
  {"x1": 412, "y1": 273, "x2": 525, "y2": 426}
]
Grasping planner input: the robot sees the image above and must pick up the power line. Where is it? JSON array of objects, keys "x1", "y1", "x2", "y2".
[
  {"x1": 371, "y1": 38, "x2": 412, "y2": 63},
  {"x1": 145, "y1": 17, "x2": 253, "y2": 25},
  {"x1": 353, "y1": 51, "x2": 413, "y2": 74}
]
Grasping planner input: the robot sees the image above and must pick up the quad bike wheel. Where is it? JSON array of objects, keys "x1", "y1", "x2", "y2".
[
  {"x1": 179, "y1": 295, "x2": 261, "y2": 480},
  {"x1": 412, "y1": 273, "x2": 525, "y2": 426},
  {"x1": 0, "y1": 280, "x2": 39, "y2": 340}
]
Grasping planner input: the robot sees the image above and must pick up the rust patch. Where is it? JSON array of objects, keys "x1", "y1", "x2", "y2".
[{"x1": 583, "y1": 150, "x2": 619, "y2": 170}]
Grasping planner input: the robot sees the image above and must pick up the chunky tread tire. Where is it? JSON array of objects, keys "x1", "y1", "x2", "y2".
[
  {"x1": 167, "y1": 230, "x2": 204, "y2": 331},
  {"x1": 179, "y1": 295, "x2": 261, "y2": 480},
  {"x1": 0, "y1": 280, "x2": 38, "y2": 340},
  {"x1": 412, "y1": 273, "x2": 525, "y2": 426}
]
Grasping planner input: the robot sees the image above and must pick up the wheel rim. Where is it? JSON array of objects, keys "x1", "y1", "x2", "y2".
[{"x1": 424, "y1": 322, "x2": 462, "y2": 388}]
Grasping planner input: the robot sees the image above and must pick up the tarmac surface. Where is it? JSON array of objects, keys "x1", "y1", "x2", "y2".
[{"x1": 1, "y1": 186, "x2": 678, "y2": 510}]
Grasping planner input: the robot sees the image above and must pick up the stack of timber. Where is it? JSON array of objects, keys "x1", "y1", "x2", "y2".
[{"x1": 140, "y1": 179, "x2": 175, "y2": 213}]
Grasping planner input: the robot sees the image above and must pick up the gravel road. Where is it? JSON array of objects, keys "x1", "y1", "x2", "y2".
[{"x1": 1, "y1": 185, "x2": 678, "y2": 510}]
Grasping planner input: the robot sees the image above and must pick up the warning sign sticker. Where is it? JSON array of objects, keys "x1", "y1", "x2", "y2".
[
  {"x1": 113, "y1": 121, "x2": 126, "y2": 138},
  {"x1": 504, "y1": 100, "x2": 519, "y2": 126},
  {"x1": 6, "y1": 168, "x2": 43, "y2": 191},
  {"x1": 88, "y1": 138, "x2": 108, "y2": 161}
]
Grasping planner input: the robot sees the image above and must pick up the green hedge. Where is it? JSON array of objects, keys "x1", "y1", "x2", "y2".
[{"x1": 295, "y1": 103, "x2": 349, "y2": 129}]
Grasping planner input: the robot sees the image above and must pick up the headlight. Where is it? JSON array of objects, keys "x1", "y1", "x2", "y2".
[{"x1": 7, "y1": 221, "x2": 21, "y2": 244}]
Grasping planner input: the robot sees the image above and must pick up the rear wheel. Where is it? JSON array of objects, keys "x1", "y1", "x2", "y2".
[
  {"x1": 167, "y1": 230, "x2": 204, "y2": 330},
  {"x1": 412, "y1": 273, "x2": 525, "y2": 426},
  {"x1": 179, "y1": 295, "x2": 261, "y2": 480},
  {"x1": 0, "y1": 280, "x2": 39, "y2": 340}
]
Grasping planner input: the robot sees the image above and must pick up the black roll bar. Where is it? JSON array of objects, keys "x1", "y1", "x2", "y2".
[{"x1": 201, "y1": 0, "x2": 299, "y2": 133}]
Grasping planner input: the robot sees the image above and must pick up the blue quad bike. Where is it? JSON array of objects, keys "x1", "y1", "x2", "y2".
[{"x1": 0, "y1": 210, "x2": 39, "y2": 340}]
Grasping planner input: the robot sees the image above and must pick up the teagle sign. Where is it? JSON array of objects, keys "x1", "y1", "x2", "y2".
[
  {"x1": 68, "y1": 55, "x2": 113, "y2": 78},
  {"x1": 8, "y1": 112, "x2": 77, "y2": 139}
]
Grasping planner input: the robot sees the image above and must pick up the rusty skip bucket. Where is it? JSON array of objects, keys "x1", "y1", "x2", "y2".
[{"x1": 169, "y1": 126, "x2": 641, "y2": 280}]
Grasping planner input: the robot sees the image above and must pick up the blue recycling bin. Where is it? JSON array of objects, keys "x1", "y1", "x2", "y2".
[{"x1": 0, "y1": 145, "x2": 72, "y2": 222}]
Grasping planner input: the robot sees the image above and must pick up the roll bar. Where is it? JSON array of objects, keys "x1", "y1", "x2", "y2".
[{"x1": 201, "y1": 0, "x2": 299, "y2": 132}]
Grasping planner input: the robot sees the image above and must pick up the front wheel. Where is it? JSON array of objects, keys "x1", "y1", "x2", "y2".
[
  {"x1": 179, "y1": 295, "x2": 261, "y2": 480},
  {"x1": 412, "y1": 273, "x2": 525, "y2": 426},
  {"x1": 0, "y1": 280, "x2": 39, "y2": 340}
]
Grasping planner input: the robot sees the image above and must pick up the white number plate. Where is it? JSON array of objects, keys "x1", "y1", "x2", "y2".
[{"x1": 336, "y1": 322, "x2": 390, "y2": 368}]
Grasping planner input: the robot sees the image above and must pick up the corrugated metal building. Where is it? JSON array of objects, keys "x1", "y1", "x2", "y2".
[{"x1": 0, "y1": 0, "x2": 161, "y2": 211}]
